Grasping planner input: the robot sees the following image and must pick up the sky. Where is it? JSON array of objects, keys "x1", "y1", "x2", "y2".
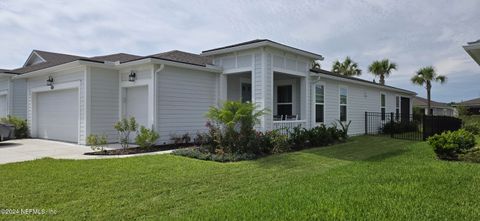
[{"x1": 0, "y1": 0, "x2": 479, "y2": 102}]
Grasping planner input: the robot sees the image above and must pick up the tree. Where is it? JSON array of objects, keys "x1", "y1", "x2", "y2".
[
  {"x1": 411, "y1": 66, "x2": 447, "y2": 116},
  {"x1": 368, "y1": 59, "x2": 397, "y2": 85},
  {"x1": 332, "y1": 57, "x2": 362, "y2": 76}
]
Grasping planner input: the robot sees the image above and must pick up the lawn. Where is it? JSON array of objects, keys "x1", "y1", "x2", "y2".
[{"x1": 1, "y1": 136, "x2": 480, "y2": 220}]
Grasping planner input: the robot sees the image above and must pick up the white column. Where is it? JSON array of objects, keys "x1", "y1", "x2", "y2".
[{"x1": 300, "y1": 76, "x2": 308, "y2": 128}]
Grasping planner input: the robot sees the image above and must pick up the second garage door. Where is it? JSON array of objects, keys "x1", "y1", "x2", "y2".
[
  {"x1": 0, "y1": 94, "x2": 6, "y2": 118},
  {"x1": 36, "y1": 88, "x2": 79, "y2": 143}
]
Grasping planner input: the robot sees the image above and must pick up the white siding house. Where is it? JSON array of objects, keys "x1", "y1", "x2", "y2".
[
  {"x1": 0, "y1": 73, "x2": 27, "y2": 119},
  {"x1": 6, "y1": 39, "x2": 415, "y2": 145}
]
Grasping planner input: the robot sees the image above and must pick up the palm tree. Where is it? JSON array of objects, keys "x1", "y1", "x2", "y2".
[
  {"x1": 411, "y1": 66, "x2": 447, "y2": 116},
  {"x1": 368, "y1": 59, "x2": 397, "y2": 85},
  {"x1": 332, "y1": 57, "x2": 362, "y2": 76}
]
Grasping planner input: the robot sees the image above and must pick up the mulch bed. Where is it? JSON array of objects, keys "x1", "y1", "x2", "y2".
[{"x1": 84, "y1": 143, "x2": 193, "y2": 156}]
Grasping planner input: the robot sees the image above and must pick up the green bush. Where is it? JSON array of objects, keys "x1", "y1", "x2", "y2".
[
  {"x1": 0, "y1": 115, "x2": 29, "y2": 138},
  {"x1": 86, "y1": 134, "x2": 108, "y2": 153},
  {"x1": 251, "y1": 130, "x2": 290, "y2": 154},
  {"x1": 463, "y1": 123, "x2": 480, "y2": 135},
  {"x1": 382, "y1": 121, "x2": 418, "y2": 134},
  {"x1": 205, "y1": 101, "x2": 267, "y2": 154},
  {"x1": 114, "y1": 117, "x2": 138, "y2": 150},
  {"x1": 458, "y1": 148, "x2": 480, "y2": 163},
  {"x1": 135, "y1": 126, "x2": 160, "y2": 149},
  {"x1": 427, "y1": 129, "x2": 476, "y2": 160}
]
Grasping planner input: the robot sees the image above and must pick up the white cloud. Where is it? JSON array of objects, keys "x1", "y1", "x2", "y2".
[{"x1": 0, "y1": 0, "x2": 479, "y2": 101}]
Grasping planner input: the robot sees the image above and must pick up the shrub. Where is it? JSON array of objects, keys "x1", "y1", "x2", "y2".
[
  {"x1": 463, "y1": 123, "x2": 480, "y2": 135},
  {"x1": 86, "y1": 134, "x2": 108, "y2": 153},
  {"x1": 427, "y1": 129, "x2": 476, "y2": 160},
  {"x1": 205, "y1": 101, "x2": 267, "y2": 154},
  {"x1": 0, "y1": 115, "x2": 29, "y2": 138},
  {"x1": 458, "y1": 148, "x2": 480, "y2": 163},
  {"x1": 289, "y1": 126, "x2": 310, "y2": 150},
  {"x1": 382, "y1": 121, "x2": 418, "y2": 134},
  {"x1": 135, "y1": 126, "x2": 159, "y2": 148},
  {"x1": 114, "y1": 117, "x2": 138, "y2": 150},
  {"x1": 333, "y1": 120, "x2": 351, "y2": 140}
]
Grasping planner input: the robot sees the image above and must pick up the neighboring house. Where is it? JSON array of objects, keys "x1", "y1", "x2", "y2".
[
  {"x1": 453, "y1": 97, "x2": 480, "y2": 115},
  {"x1": 0, "y1": 69, "x2": 26, "y2": 119},
  {"x1": 3, "y1": 39, "x2": 416, "y2": 145},
  {"x1": 412, "y1": 96, "x2": 455, "y2": 116},
  {"x1": 464, "y1": 40, "x2": 480, "y2": 65}
]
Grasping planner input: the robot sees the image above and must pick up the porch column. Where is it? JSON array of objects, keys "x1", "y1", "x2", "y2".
[
  {"x1": 300, "y1": 76, "x2": 310, "y2": 129},
  {"x1": 218, "y1": 74, "x2": 227, "y2": 105}
]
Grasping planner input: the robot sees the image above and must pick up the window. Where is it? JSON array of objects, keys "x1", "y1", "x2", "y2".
[
  {"x1": 277, "y1": 85, "x2": 292, "y2": 116},
  {"x1": 315, "y1": 84, "x2": 324, "y2": 123},
  {"x1": 339, "y1": 87, "x2": 347, "y2": 121},
  {"x1": 381, "y1": 93, "x2": 386, "y2": 121},
  {"x1": 241, "y1": 83, "x2": 252, "y2": 103},
  {"x1": 395, "y1": 96, "x2": 400, "y2": 120}
]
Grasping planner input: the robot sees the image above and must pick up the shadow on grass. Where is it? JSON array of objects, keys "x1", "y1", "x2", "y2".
[{"x1": 252, "y1": 136, "x2": 419, "y2": 169}]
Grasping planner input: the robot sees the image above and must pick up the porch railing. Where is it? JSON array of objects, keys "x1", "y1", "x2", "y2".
[{"x1": 273, "y1": 120, "x2": 307, "y2": 135}]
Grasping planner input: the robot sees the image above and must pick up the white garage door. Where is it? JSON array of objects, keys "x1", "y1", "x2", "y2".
[
  {"x1": 0, "y1": 94, "x2": 6, "y2": 118},
  {"x1": 36, "y1": 89, "x2": 78, "y2": 143},
  {"x1": 125, "y1": 86, "x2": 148, "y2": 128}
]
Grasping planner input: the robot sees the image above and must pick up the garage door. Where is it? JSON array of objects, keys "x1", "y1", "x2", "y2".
[
  {"x1": 125, "y1": 86, "x2": 148, "y2": 128},
  {"x1": 36, "y1": 89, "x2": 78, "y2": 143},
  {"x1": 0, "y1": 94, "x2": 6, "y2": 118}
]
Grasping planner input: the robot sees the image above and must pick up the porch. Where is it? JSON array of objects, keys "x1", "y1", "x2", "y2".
[{"x1": 224, "y1": 71, "x2": 309, "y2": 135}]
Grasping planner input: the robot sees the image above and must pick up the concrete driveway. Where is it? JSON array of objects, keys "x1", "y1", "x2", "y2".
[
  {"x1": 0, "y1": 139, "x2": 91, "y2": 164},
  {"x1": 0, "y1": 139, "x2": 174, "y2": 165}
]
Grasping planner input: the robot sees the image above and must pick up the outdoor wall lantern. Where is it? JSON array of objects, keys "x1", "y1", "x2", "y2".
[
  {"x1": 46, "y1": 75, "x2": 54, "y2": 89},
  {"x1": 128, "y1": 71, "x2": 136, "y2": 82}
]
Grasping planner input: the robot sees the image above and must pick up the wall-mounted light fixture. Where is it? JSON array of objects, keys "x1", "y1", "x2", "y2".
[
  {"x1": 128, "y1": 71, "x2": 136, "y2": 82},
  {"x1": 46, "y1": 76, "x2": 54, "y2": 89}
]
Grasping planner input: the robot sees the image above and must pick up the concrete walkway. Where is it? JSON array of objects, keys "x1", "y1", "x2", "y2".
[{"x1": 0, "y1": 139, "x2": 173, "y2": 165}]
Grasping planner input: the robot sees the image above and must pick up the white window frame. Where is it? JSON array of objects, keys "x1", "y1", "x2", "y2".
[
  {"x1": 277, "y1": 84, "x2": 294, "y2": 116},
  {"x1": 380, "y1": 92, "x2": 386, "y2": 121},
  {"x1": 339, "y1": 86, "x2": 348, "y2": 122},
  {"x1": 315, "y1": 83, "x2": 325, "y2": 124}
]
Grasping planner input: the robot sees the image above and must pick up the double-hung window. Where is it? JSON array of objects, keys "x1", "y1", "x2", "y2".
[
  {"x1": 395, "y1": 96, "x2": 400, "y2": 120},
  {"x1": 381, "y1": 93, "x2": 386, "y2": 121},
  {"x1": 277, "y1": 85, "x2": 293, "y2": 116},
  {"x1": 315, "y1": 84, "x2": 324, "y2": 123},
  {"x1": 339, "y1": 87, "x2": 348, "y2": 122}
]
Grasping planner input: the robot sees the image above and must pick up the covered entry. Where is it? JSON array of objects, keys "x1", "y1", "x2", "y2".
[{"x1": 35, "y1": 88, "x2": 79, "y2": 143}]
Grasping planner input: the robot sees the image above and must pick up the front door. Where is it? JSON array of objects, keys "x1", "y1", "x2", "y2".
[{"x1": 401, "y1": 97, "x2": 410, "y2": 122}]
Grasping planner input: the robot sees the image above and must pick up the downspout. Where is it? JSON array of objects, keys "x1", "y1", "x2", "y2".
[{"x1": 153, "y1": 64, "x2": 165, "y2": 132}]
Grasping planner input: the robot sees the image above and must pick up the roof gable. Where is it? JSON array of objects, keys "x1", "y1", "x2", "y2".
[
  {"x1": 23, "y1": 51, "x2": 46, "y2": 67},
  {"x1": 201, "y1": 39, "x2": 324, "y2": 60}
]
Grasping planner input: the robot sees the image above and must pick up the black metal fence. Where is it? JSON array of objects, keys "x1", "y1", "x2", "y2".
[{"x1": 365, "y1": 112, "x2": 462, "y2": 141}]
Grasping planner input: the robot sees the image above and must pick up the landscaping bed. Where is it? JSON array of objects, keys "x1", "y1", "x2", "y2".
[{"x1": 84, "y1": 143, "x2": 191, "y2": 156}]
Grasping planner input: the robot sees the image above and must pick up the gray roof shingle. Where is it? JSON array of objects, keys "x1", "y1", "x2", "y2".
[
  {"x1": 89, "y1": 53, "x2": 142, "y2": 63},
  {"x1": 10, "y1": 50, "x2": 87, "y2": 74},
  {"x1": 127, "y1": 50, "x2": 213, "y2": 67},
  {"x1": 413, "y1": 96, "x2": 452, "y2": 109}
]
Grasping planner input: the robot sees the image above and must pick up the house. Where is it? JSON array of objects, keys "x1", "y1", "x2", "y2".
[
  {"x1": 2, "y1": 39, "x2": 416, "y2": 145},
  {"x1": 453, "y1": 97, "x2": 480, "y2": 115},
  {"x1": 464, "y1": 40, "x2": 480, "y2": 65},
  {"x1": 412, "y1": 96, "x2": 455, "y2": 116}
]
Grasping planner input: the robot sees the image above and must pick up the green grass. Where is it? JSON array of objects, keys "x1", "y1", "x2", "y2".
[
  {"x1": 1, "y1": 136, "x2": 480, "y2": 220},
  {"x1": 461, "y1": 115, "x2": 480, "y2": 124}
]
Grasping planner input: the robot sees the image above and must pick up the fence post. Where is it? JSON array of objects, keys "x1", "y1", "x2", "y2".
[
  {"x1": 365, "y1": 112, "x2": 368, "y2": 135},
  {"x1": 390, "y1": 112, "x2": 394, "y2": 138}
]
